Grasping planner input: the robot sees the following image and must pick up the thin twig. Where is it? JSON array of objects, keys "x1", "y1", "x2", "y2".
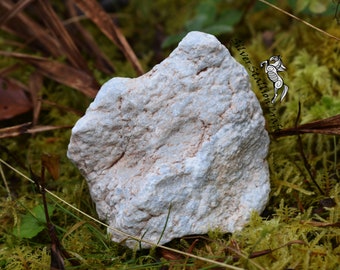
[
  {"x1": 1, "y1": 158, "x2": 246, "y2": 270},
  {"x1": 258, "y1": 0, "x2": 340, "y2": 41},
  {"x1": 295, "y1": 102, "x2": 325, "y2": 195}
]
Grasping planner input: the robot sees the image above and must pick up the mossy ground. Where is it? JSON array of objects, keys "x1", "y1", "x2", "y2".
[{"x1": 1, "y1": 1, "x2": 340, "y2": 269}]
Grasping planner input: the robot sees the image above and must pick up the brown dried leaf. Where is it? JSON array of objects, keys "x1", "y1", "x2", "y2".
[
  {"x1": 1, "y1": 0, "x2": 95, "y2": 78},
  {"x1": 72, "y1": 0, "x2": 144, "y2": 75},
  {"x1": 159, "y1": 248, "x2": 183, "y2": 261},
  {"x1": 32, "y1": 60, "x2": 99, "y2": 98},
  {"x1": 272, "y1": 114, "x2": 340, "y2": 137},
  {"x1": 0, "y1": 77, "x2": 32, "y2": 120},
  {"x1": 42, "y1": 153, "x2": 60, "y2": 181},
  {"x1": 0, "y1": 51, "x2": 98, "y2": 98},
  {"x1": 0, "y1": 0, "x2": 34, "y2": 26}
]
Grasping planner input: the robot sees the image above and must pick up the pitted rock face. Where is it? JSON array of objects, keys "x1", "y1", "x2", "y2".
[{"x1": 67, "y1": 31, "x2": 270, "y2": 249}]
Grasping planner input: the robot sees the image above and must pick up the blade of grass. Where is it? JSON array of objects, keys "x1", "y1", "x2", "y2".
[
  {"x1": 0, "y1": 158, "x2": 246, "y2": 270},
  {"x1": 65, "y1": 0, "x2": 115, "y2": 75},
  {"x1": 72, "y1": 0, "x2": 144, "y2": 75},
  {"x1": 157, "y1": 204, "x2": 172, "y2": 245},
  {"x1": 35, "y1": 0, "x2": 90, "y2": 73},
  {"x1": 0, "y1": 1, "x2": 62, "y2": 56},
  {"x1": 28, "y1": 72, "x2": 43, "y2": 126},
  {"x1": 258, "y1": 0, "x2": 340, "y2": 41},
  {"x1": 26, "y1": 125, "x2": 73, "y2": 134},
  {"x1": 0, "y1": 0, "x2": 34, "y2": 26}
]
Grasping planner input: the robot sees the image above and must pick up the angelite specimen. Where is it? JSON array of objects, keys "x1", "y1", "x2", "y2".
[{"x1": 67, "y1": 31, "x2": 270, "y2": 248}]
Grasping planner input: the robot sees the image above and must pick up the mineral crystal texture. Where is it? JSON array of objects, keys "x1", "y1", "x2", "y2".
[{"x1": 67, "y1": 31, "x2": 270, "y2": 248}]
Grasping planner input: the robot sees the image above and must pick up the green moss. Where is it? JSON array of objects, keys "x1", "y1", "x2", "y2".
[{"x1": 1, "y1": 1, "x2": 340, "y2": 269}]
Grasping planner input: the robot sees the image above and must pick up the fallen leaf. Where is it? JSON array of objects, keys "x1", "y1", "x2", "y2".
[
  {"x1": 0, "y1": 78, "x2": 32, "y2": 120},
  {"x1": 42, "y1": 153, "x2": 60, "y2": 181}
]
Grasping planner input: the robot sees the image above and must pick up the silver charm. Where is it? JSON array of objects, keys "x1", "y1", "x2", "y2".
[{"x1": 260, "y1": 55, "x2": 289, "y2": 103}]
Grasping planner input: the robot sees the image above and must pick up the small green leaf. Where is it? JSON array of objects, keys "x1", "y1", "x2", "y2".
[
  {"x1": 185, "y1": 15, "x2": 208, "y2": 31},
  {"x1": 13, "y1": 204, "x2": 55, "y2": 239},
  {"x1": 14, "y1": 215, "x2": 45, "y2": 239},
  {"x1": 195, "y1": 1, "x2": 217, "y2": 27}
]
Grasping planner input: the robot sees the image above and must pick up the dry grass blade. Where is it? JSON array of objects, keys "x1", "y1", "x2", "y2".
[
  {"x1": 228, "y1": 240, "x2": 306, "y2": 262},
  {"x1": 258, "y1": 0, "x2": 340, "y2": 41},
  {"x1": 72, "y1": 0, "x2": 144, "y2": 75},
  {"x1": 1, "y1": 0, "x2": 96, "y2": 78},
  {"x1": 26, "y1": 125, "x2": 73, "y2": 134},
  {"x1": 29, "y1": 72, "x2": 43, "y2": 126},
  {"x1": 272, "y1": 114, "x2": 340, "y2": 137},
  {"x1": 1, "y1": 158, "x2": 246, "y2": 270},
  {"x1": 65, "y1": 0, "x2": 115, "y2": 75},
  {"x1": 301, "y1": 221, "x2": 340, "y2": 227},
  {"x1": 249, "y1": 240, "x2": 307, "y2": 259},
  {"x1": 0, "y1": 0, "x2": 34, "y2": 26},
  {"x1": 0, "y1": 122, "x2": 32, "y2": 139},
  {"x1": 0, "y1": 51, "x2": 99, "y2": 98},
  {"x1": 30, "y1": 60, "x2": 99, "y2": 98},
  {"x1": 35, "y1": 0, "x2": 90, "y2": 72},
  {"x1": 0, "y1": 0, "x2": 61, "y2": 56},
  {"x1": 0, "y1": 123, "x2": 72, "y2": 139}
]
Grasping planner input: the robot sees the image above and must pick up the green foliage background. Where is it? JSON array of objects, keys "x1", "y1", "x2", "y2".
[{"x1": 1, "y1": 0, "x2": 340, "y2": 269}]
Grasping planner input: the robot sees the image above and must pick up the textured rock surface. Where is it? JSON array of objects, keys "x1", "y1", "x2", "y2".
[{"x1": 67, "y1": 31, "x2": 270, "y2": 248}]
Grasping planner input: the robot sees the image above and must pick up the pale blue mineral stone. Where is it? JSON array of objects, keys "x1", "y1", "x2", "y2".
[{"x1": 68, "y1": 31, "x2": 270, "y2": 249}]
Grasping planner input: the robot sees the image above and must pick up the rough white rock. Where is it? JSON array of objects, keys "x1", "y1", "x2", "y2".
[{"x1": 67, "y1": 31, "x2": 270, "y2": 249}]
